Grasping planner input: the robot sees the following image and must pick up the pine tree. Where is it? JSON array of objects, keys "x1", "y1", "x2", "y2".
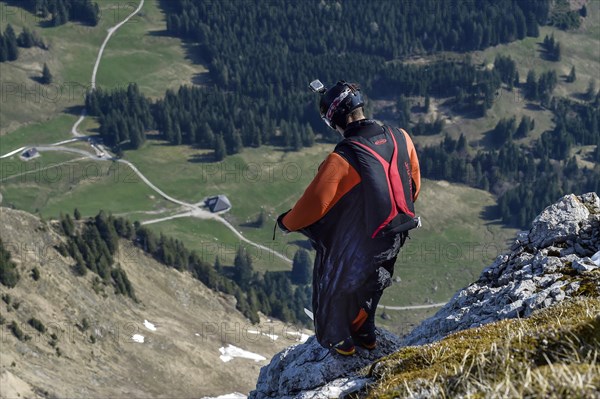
[
  {"x1": 301, "y1": 124, "x2": 315, "y2": 147},
  {"x1": 41, "y1": 63, "x2": 53, "y2": 85},
  {"x1": 94, "y1": 211, "x2": 118, "y2": 254},
  {"x1": 396, "y1": 95, "x2": 411, "y2": 127},
  {"x1": 231, "y1": 130, "x2": 243, "y2": 154},
  {"x1": 74, "y1": 259, "x2": 87, "y2": 276},
  {"x1": 54, "y1": 0, "x2": 68, "y2": 26},
  {"x1": 233, "y1": 246, "x2": 253, "y2": 289},
  {"x1": 292, "y1": 130, "x2": 302, "y2": 151},
  {"x1": 515, "y1": 8, "x2": 527, "y2": 39},
  {"x1": 553, "y1": 42, "x2": 561, "y2": 62},
  {"x1": 214, "y1": 135, "x2": 226, "y2": 161},
  {"x1": 566, "y1": 66, "x2": 576, "y2": 83},
  {"x1": 255, "y1": 209, "x2": 266, "y2": 228},
  {"x1": 456, "y1": 133, "x2": 467, "y2": 153},
  {"x1": 585, "y1": 79, "x2": 596, "y2": 101},
  {"x1": 525, "y1": 70, "x2": 538, "y2": 101},
  {"x1": 0, "y1": 239, "x2": 20, "y2": 288},
  {"x1": 214, "y1": 256, "x2": 223, "y2": 274},
  {"x1": 174, "y1": 124, "x2": 182, "y2": 145},
  {"x1": 516, "y1": 116, "x2": 533, "y2": 138},
  {"x1": 17, "y1": 28, "x2": 34, "y2": 48},
  {"x1": 526, "y1": 12, "x2": 539, "y2": 37},
  {"x1": 0, "y1": 33, "x2": 7, "y2": 62},
  {"x1": 60, "y1": 213, "x2": 75, "y2": 236},
  {"x1": 4, "y1": 25, "x2": 19, "y2": 61}
]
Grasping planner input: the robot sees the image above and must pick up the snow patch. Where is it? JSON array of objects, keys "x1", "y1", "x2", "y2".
[
  {"x1": 144, "y1": 320, "x2": 157, "y2": 331},
  {"x1": 286, "y1": 331, "x2": 310, "y2": 343},
  {"x1": 201, "y1": 393, "x2": 246, "y2": 399},
  {"x1": 247, "y1": 330, "x2": 278, "y2": 340},
  {"x1": 219, "y1": 344, "x2": 266, "y2": 363},
  {"x1": 592, "y1": 251, "x2": 600, "y2": 266},
  {"x1": 131, "y1": 334, "x2": 145, "y2": 343}
]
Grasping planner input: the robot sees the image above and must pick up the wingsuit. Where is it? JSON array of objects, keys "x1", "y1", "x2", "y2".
[{"x1": 279, "y1": 118, "x2": 421, "y2": 350}]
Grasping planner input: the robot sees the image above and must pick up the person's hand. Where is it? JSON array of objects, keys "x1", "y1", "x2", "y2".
[{"x1": 277, "y1": 210, "x2": 291, "y2": 234}]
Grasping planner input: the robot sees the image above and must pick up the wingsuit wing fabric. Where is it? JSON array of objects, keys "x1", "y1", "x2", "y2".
[{"x1": 282, "y1": 122, "x2": 420, "y2": 348}]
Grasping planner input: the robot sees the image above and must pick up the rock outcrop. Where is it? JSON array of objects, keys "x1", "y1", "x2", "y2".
[
  {"x1": 403, "y1": 192, "x2": 600, "y2": 346},
  {"x1": 249, "y1": 329, "x2": 401, "y2": 399},
  {"x1": 250, "y1": 193, "x2": 600, "y2": 398}
]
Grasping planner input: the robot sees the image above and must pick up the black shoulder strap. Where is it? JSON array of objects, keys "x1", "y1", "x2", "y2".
[{"x1": 333, "y1": 139, "x2": 360, "y2": 171}]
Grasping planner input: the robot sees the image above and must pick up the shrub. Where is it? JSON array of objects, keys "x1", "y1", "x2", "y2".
[
  {"x1": 28, "y1": 317, "x2": 46, "y2": 333},
  {"x1": 8, "y1": 321, "x2": 27, "y2": 341},
  {"x1": 49, "y1": 332, "x2": 58, "y2": 347},
  {"x1": 31, "y1": 267, "x2": 40, "y2": 281},
  {"x1": 0, "y1": 239, "x2": 20, "y2": 288},
  {"x1": 79, "y1": 317, "x2": 90, "y2": 331}
]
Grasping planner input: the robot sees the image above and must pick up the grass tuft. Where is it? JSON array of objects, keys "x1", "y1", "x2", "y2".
[{"x1": 365, "y1": 296, "x2": 600, "y2": 398}]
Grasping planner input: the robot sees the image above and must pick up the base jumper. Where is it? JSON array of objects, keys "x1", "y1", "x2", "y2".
[{"x1": 277, "y1": 80, "x2": 421, "y2": 355}]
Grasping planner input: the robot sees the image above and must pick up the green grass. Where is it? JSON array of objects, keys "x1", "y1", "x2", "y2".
[
  {"x1": 367, "y1": 296, "x2": 600, "y2": 398},
  {"x1": 123, "y1": 141, "x2": 331, "y2": 226},
  {"x1": 0, "y1": 0, "x2": 122, "y2": 134},
  {"x1": 0, "y1": 114, "x2": 77, "y2": 154},
  {"x1": 0, "y1": 151, "x2": 82, "y2": 182},
  {"x1": 1, "y1": 158, "x2": 175, "y2": 218},
  {"x1": 145, "y1": 217, "x2": 292, "y2": 270},
  {"x1": 0, "y1": 0, "x2": 206, "y2": 136},
  {"x1": 401, "y1": 5, "x2": 599, "y2": 149},
  {"x1": 94, "y1": 0, "x2": 207, "y2": 99},
  {"x1": 122, "y1": 141, "x2": 332, "y2": 270}
]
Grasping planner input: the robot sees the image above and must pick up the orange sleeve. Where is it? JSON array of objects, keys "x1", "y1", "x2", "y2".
[
  {"x1": 282, "y1": 152, "x2": 361, "y2": 231},
  {"x1": 400, "y1": 129, "x2": 421, "y2": 202}
]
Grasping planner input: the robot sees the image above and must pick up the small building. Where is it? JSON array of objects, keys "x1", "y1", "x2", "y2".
[
  {"x1": 205, "y1": 195, "x2": 232, "y2": 213},
  {"x1": 21, "y1": 148, "x2": 39, "y2": 160}
]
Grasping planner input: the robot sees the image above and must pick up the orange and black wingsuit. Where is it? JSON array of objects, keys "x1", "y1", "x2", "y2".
[{"x1": 279, "y1": 120, "x2": 421, "y2": 349}]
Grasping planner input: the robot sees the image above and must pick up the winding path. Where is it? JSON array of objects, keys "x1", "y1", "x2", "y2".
[
  {"x1": 378, "y1": 302, "x2": 446, "y2": 311},
  {"x1": 71, "y1": 0, "x2": 146, "y2": 137}
]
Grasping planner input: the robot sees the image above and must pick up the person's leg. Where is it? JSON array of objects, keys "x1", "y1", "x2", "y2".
[{"x1": 353, "y1": 256, "x2": 397, "y2": 349}]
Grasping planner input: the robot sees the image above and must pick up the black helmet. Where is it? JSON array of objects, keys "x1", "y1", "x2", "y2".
[{"x1": 312, "y1": 80, "x2": 364, "y2": 130}]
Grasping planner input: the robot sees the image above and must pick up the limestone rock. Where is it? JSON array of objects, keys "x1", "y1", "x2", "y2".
[
  {"x1": 249, "y1": 329, "x2": 401, "y2": 399},
  {"x1": 250, "y1": 193, "x2": 600, "y2": 397},
  {"x1": 403, "y1": 193, "x2": 599, "y2": 346},
  {"x1": 528, "y1": 194, "x2": 590, "y2": 249}
]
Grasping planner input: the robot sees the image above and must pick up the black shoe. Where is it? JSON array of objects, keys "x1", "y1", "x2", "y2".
[
  {"x1": 333, "y1": 337, "x2": 355, "y2": 356},
  {"x1": 353, "y1": 312, "x2": 377, "y2": 350},
  {"x1": 353, "y1": 331, "x2": 376, "y2": 350}
]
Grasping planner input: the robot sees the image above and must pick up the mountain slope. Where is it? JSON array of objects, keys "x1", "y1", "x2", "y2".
[
  {"x1": 0, "y1": 207, "x2": 307, "y2": 398},
  {"x1": 249, "y1": 193, "x2": 600, "y2": 399}
]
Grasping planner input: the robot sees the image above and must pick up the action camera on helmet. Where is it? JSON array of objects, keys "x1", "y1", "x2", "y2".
[
  {"x1": 310, "y1": 79, "x2": 365, "y2": 131},
  {"x1": 309, "y1": 79, "x2": 327, "y2": 94}
]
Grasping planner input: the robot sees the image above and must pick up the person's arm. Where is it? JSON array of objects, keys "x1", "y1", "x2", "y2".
[
  {"x1": 281, "y1": 152, "x2": 361, "y2": 231},
  {"x1": 400, "y1": 129, "x2": 421, "y2": 202}
]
